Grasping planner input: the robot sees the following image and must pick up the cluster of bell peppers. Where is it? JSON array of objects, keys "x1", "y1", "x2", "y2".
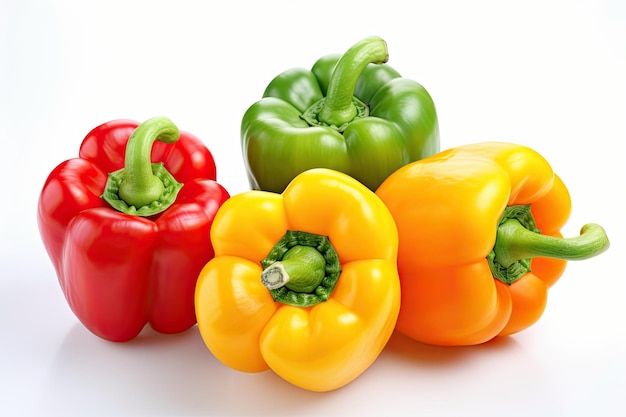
[{"x1": 38, "y1": 36, "x2": 610, "y2": 392}]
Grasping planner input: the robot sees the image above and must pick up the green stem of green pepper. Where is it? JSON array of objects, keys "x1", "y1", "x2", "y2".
[
  {"x1": 101, "y1": 116, "x2": 183, "y2": 216},
  {"x1": 317, "y1": 36, "x2": 388, "y2": 127},
  {"x1": 488, "y1": 205, "x2": 610, "y2": 284}
]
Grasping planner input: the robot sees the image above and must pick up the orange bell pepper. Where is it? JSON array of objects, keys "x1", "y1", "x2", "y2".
[
  {"x1": 194, "y1": 168, "x2": 400, "y2": 392},
  {"x1": 376, "y1": 142, "x2": 610, "y2": 346}
]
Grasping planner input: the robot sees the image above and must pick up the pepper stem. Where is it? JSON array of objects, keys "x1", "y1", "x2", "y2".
[
  {"x1": 101, "y1": 116, "x2": 183, "y2": 216},
  {"x1": 261, "y1": 246, "x2": 326, "y2": 293},
  {"x1": 488, "y1": 205, "x2": 610, "y2": 284},
  {"x1": 301, "y1": 36, "x2": 388, "y2": 131},
  {"x1": 261, "y1": 230, "x2": 342, "y2": 307}
]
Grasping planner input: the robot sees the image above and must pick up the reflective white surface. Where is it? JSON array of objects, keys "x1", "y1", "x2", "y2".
[{"x1": 2, "y1": 0, "x2": 625, "y2": 415}]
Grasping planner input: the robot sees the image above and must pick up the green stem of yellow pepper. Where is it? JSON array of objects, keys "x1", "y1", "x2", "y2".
[
  {"x1": 261, "y1": 230, "x2": 342, "y2": 307},
  {"x1": 488, "y1": 205, "x2": 610, "y2": 284},
  {"x1": 262, "y1": 246, "x2": 326, "y2": 293}
]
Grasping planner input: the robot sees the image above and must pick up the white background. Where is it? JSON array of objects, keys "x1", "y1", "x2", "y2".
[{"x1": 2, "y1": 0, "x2": 625, "y2": 416}]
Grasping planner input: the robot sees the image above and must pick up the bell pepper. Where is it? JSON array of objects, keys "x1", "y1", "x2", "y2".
[
  {"x1": 241, "y1": 35, "x2": 439, "y2": 193},
  {"x1": 37, "y1": 117, "x2": 230, "y2": 342},
  {"x1": 194, "y1": 168, "x2": 400, "y2": 392},
  {"x1": 375, "y1": 142, "x2": 610, "y2": 346}
]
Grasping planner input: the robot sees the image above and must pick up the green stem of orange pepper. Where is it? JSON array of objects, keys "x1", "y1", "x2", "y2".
[{"x1": 489, "y1": 205, "x2": 610, "y2": 284}]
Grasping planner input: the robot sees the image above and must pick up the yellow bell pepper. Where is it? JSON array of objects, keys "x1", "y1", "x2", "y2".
[{"x1": 194, "y1": 168, "x2": 400, "y2": 392}]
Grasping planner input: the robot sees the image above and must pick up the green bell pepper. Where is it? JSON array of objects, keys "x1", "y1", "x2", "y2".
[{"x1": 241, "y1": 36, "x2": 440, "y2": 193}]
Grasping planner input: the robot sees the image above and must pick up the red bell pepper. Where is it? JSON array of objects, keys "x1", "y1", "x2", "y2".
[{"x1": 37, "y1": 117, "x2": 230, "y2": 342}]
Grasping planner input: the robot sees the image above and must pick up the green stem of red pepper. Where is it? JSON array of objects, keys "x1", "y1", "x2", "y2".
[
  {"x1": 301, "y1": 36, "x2": 388, "y2": 131},
  {"x1": 101, "y1": 116, "x2": 183, "y2": 216},
  {"x1": 488, "y1": 205, "x2": 610, "y2": 284}
]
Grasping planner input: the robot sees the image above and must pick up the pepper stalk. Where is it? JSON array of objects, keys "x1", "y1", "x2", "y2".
[
  {"x1": 101, "y1": 116, "x2": 183, "y2": 216},
  {"x1": 261, "y1": 230, "x2": 342, "y2": 307},
  {"x1": 300, "y1": 36, "x2": 388, "y2": 132},
  {"x1": 488, "y1": 205, "x2": 610, "y2": 284}
]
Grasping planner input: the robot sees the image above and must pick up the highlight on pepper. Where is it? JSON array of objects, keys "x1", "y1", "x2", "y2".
[
  {"x1": 241, "y1": 35, "x2": 440, "y2": 193},
  {"x1": 375, "y1": 141, "x2": 610, "y2": 347},
  {"x1": 37, "y1": 116, "x2": 230, "y2": 342},
  {"x1": 194, "y1": 168, "x2": 401, "y2": 392}
]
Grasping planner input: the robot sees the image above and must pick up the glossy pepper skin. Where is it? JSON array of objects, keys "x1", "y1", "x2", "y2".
[
  {"x1": 376, "y1": 142, "x2": 610, "y2": 346},
  {"x1": 37, "y1": 117, "x2": 230, "y2": 342},
  {"x1": 195, "y1": 168, "x2": 400, "y2": 392},
  {"x1": 241, "y1": 35, "x2": 439, "y2": 193}
]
